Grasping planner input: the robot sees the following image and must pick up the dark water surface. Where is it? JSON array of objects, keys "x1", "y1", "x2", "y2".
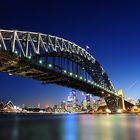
[{"x1": 0, "y1": 113, "x2": 140, "y2": 140}]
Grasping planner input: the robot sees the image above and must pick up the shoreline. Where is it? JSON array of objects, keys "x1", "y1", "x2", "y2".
[{"x1": 0, "y1": 111, "x2": 140, "y2": 115}]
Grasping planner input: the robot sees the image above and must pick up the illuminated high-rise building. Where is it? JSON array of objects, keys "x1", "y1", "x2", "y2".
[
  {"x1": 61, "y1": 101, "x2": 67, "y2": 110},
  {"x1": 67, "y1": 90, "x2": 76, "y2": 107},
  {"x1": 67, "y1": 90, "x2": 77, "y2": 112},
  {"x1": 86, "y1": 94, "x2": 91, "y2": 109},
  {"x1": 82, "y1": 99, "x2": 87, "y2": 110}
]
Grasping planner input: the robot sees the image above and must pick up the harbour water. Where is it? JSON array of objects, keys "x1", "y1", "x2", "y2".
[{"x1": 0, "y1": 113, "x2": 140, "y2": 140}]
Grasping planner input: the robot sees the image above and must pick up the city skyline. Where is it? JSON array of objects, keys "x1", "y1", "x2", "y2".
[{"x1": 0, "y1": 0, "x2": 140, "y2": 106}]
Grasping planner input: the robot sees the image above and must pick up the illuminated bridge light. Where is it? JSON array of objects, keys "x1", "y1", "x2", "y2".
[
  {"x1": 28, "y1": 56, "x2": 31, "y2": 59},
  {"x1": 80, "y1": 76, "x2": 82, "y2": 80},
  {"x1": 15, "y1": 51, "x2": 18, "y2": 54},
  {"x1": 69, "y1": 72, "x2": 73, "y2": 76},
  {"x1": 84, "y1": 79, "x2": 86, "y2": 81},
  {"x1": 75, "y1": 75, "x2": 78, "y2": 78},
  {"x1": 91, "y1": 81, "x2": 94, "y2": 84},
  {"x1": 48, "y1": 64, "x2": 52, "y2": 67},
  {"x1": 39, "y1": 60, "x2": 43, "y2": 64},
  {"x1": 88, "y1": 80, "x2": 91, "y2": 83},
  {"x1": 63, "y1": 70, "x2": 67, "y2": 73}
]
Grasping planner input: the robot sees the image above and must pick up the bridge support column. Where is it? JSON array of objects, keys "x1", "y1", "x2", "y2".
[{"x1": 104, "y1": 96, "x2": 118, "y2": 113}]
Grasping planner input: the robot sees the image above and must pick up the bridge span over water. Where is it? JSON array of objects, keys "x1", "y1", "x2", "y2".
[{"x1": 0, "y1": 29, "x2": 133, "y2": 112}]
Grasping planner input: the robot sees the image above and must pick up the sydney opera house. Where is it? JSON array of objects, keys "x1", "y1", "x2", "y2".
[{"x1": 0, "y1": 101, "x2": 21, "y2": 112}]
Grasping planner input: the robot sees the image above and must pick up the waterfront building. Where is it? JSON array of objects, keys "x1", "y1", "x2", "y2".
[
  {"x1": 61, "y1": 101, "x2": 68, "y2": 111},
  {"x1": 86, "y1": 94, "x2": 91, "y2": 109},
  {"x1": 82, "y1": 99, "x2": 87, "y2": 110},
  {"x1": 67, "y1": 90, "x2": 77, "y2": 112},
  {"x1": 53, "y1": 105, "x2": 59, "y2": 112},
  {"x1": 93, "y1": 98, "x2": 106, "y2": 110},
  {"x1": 45, "y1": 107, "x2": 53, "y2": 112}
]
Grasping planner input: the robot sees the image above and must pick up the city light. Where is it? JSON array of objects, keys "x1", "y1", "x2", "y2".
[
  {"x1": 8, "y1": 73, "x2": 13, "y2": 76},
  {"x1": 101, "y1": 91, "x2": 104, "y2": 94},
  {"x1": 106, "y1": 108, "x2": 111, "y2": 113},
  {"x1": 133, "y1": 106, "x2": 138, "y2": 110},
  {"x1": 117, "y1": 109, "x2": 123, "y2": 113}
]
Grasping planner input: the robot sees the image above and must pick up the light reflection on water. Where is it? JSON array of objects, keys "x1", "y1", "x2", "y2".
[{"x1": 0, "y1": 113, "x2": 140, "y2": 140}]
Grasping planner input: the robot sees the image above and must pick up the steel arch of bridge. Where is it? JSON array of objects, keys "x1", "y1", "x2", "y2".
[{"x1": 0, "y1": 29, "x2": 115, "y2": 94}]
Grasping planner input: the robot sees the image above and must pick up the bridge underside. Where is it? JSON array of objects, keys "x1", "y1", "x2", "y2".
[{"x1": 0, "y1": 50, "x2": 114, "y2": 98}]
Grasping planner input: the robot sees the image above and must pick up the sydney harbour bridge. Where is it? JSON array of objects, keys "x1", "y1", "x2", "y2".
[{"x1": 0, "y1": 29, "x2": 133, "y2": 112}]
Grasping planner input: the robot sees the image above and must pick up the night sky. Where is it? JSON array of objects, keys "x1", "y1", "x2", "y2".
[{"x1": 0, "y1": 0, "x2": 140, "y2": 107}]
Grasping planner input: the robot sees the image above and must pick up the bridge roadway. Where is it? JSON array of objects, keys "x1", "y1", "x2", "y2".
[{"x1": 0, "y1": 29, "x2": 134, "y2": 112}]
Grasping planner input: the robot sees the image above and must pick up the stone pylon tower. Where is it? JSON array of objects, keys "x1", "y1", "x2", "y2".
[{"x1": 118, "y1": 88, "x2": 126, "y2": 110}]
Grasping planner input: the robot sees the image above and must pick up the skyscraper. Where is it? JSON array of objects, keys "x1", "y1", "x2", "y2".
[
  {"x1": 86, "y1": 94, "x2": 91, "y2": 109},
  {"x1": 67, "y1": 90, "x2": 77, "y2": 112}
]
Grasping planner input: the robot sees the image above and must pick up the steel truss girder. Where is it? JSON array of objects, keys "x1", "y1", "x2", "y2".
[
  {"x1": 0, "y1": 29, "x2": 115, "y2": 92},
  {"x1": 46, "y1": 52, "x2": 108, "y2": 87}
]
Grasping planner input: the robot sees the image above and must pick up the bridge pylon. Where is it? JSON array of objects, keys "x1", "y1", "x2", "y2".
[{"x1": 117, "y1": 88, "x2": 126, "y2": 111}]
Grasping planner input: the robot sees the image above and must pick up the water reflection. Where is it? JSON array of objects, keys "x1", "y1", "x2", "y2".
[
  {"x1": 12, "y1": 115, "x2": 19, "y2": 140},
  {"x1": 0, "y1": 113, "x2": 140, "y2": 140},
  {"x1": 64, "y1": 114, "x2": 78, "y2": 140}
]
